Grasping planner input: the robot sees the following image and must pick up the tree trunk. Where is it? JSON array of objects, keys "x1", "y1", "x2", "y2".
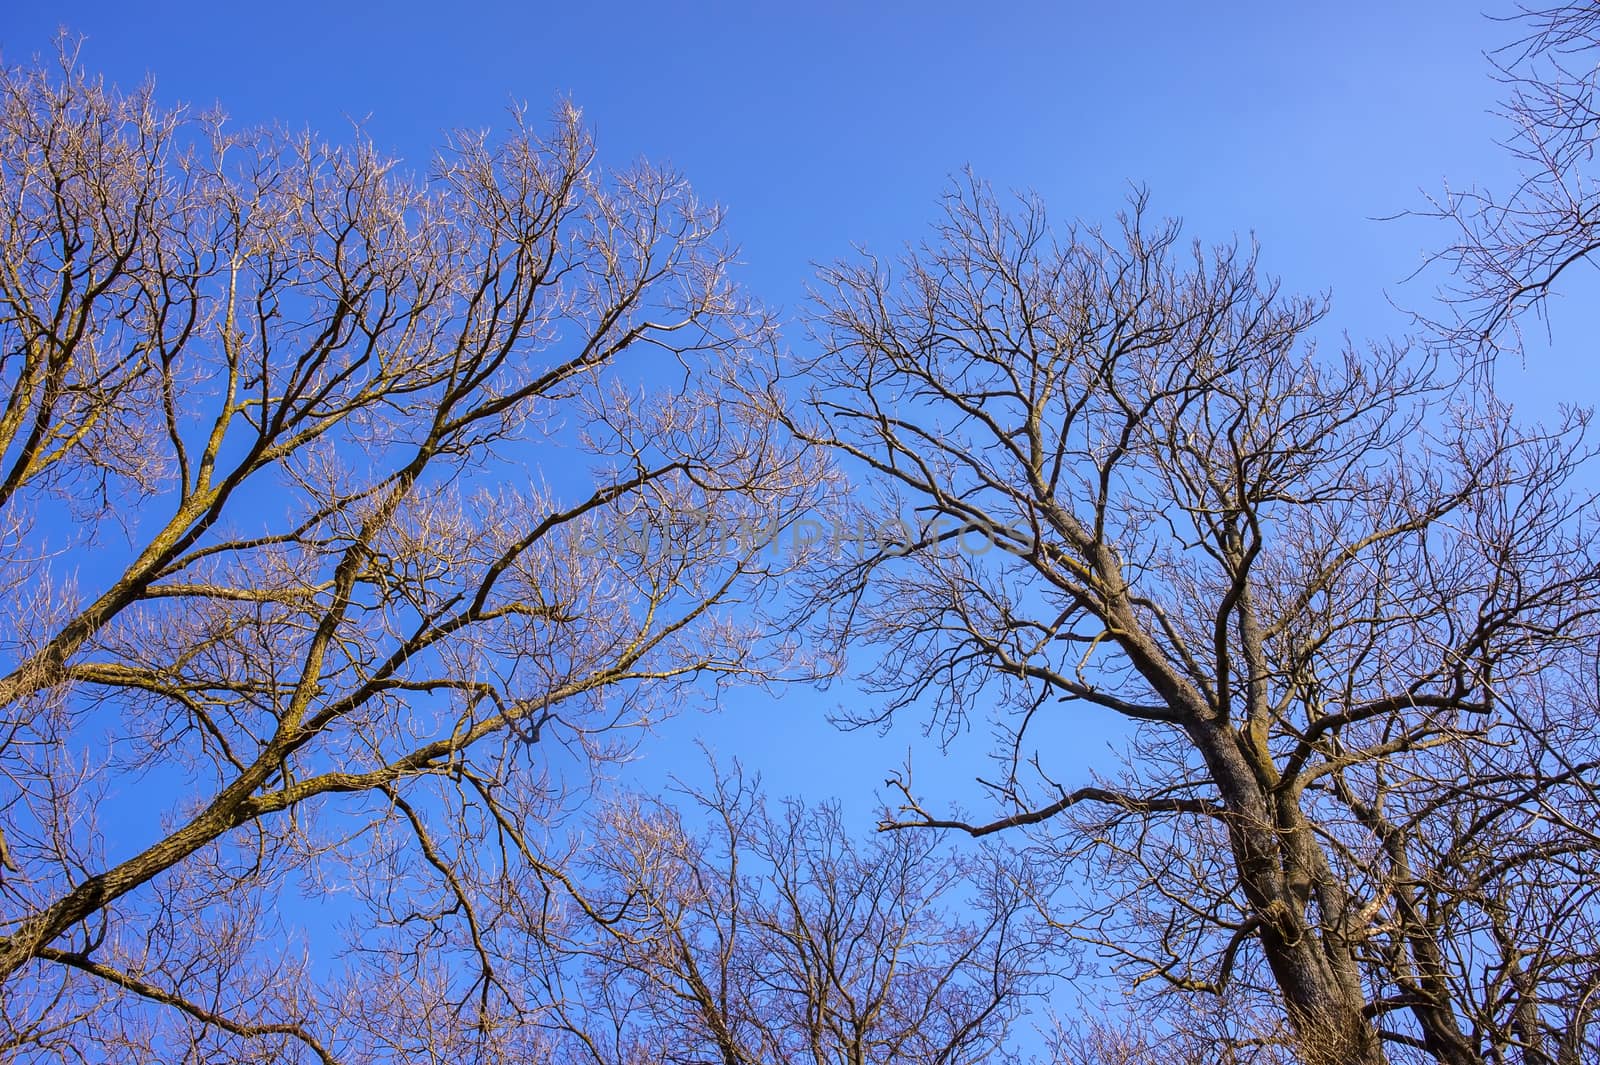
[{"x1": 1190, "y1": 716, "x2": 1389, "y2": 1065}]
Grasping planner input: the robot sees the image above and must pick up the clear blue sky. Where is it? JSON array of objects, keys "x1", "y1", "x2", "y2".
[{"x1": 0, "y1": 2, "x2": 1577, "y2": 813}]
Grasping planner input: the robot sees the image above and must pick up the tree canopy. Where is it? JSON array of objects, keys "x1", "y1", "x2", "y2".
[{"x1": 4, "y1": 7, "x2": 1600, "y2": 1063}]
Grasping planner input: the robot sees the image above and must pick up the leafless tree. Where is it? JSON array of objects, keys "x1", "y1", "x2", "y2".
[
  {"x1": 0, "y1": 46, "x2": 827, "y2": 1062},
  {"x1": 1044, "y1": 995, "x2": 1303, "y2": 1065},
  {"x1": 1427, "y1": 2, "x2": 1600, "y2": 354},
  {"x1": 791, "y1": 179, "x2": 1600, "y2": 1064},
  {"x1": 527, "y1": 760, "x2": 1056, "y2": 1065}
]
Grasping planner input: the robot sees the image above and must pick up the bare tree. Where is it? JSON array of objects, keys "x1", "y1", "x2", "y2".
[
  {"x1": 528, "y1": 760, "x2": 1055, "y2": 1065},
  {"x1": 1427, "y1": 2, "x2": 1600, "y2": 354},
  {"x1": 791, "y1": 180, "x2": 1600, "y2": 1064},
  {"x1": 0, "y1": 47, "x2": 827, "y2": 1062},
  {"x1": 1045, "y1": 995, "x2": 1303, "y2": 1065}
]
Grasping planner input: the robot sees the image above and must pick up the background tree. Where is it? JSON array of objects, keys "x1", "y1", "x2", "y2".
[
  {"x1": 0, "y1": 49, "x2": 826, "y2": 1062},
  {"x1": 1430, "y1": 1, "x2": 1600, "y2": 354},
  {"x1": 528, "y1": 760, "x2": 1055, "y2": 1064},
  {"x1": 792, "y1": 181, "x2": 1600, "y2": 1064}
]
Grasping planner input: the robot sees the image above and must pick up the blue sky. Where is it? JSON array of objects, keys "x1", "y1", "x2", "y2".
[{"x1": 0, "y1": 2, "x2": 1579, "y2": 814}]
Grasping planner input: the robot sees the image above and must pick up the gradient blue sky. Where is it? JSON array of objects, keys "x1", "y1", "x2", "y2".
[{"x1": 0, "y1": 2, "x2": 1580, "y2": 813}]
